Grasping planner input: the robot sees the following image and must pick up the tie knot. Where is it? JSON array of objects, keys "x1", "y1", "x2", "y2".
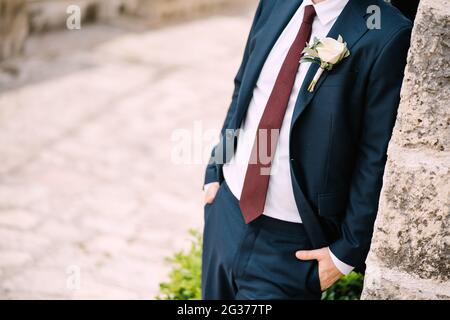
[{"x1": 303, "y1": 5, "x2": 316, "y2": 24}]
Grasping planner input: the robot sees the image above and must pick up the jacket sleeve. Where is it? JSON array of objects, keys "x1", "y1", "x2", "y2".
[
  {"x1": 204, "y1": 1, "x2": 263, "y2": 185},
  {"x1": 329, "y1": 25, "x2": 412, "y2": 268}
]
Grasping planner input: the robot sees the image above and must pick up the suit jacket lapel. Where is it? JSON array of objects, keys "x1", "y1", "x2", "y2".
[
  {"x1": 290, "y1": 0, "x2": 370, "y2": 130},
  {"x1": 234, "y1": 0, "x2": 303, "y2": 128}
]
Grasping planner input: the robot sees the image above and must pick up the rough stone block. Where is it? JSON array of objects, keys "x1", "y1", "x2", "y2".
[
  {"x1": 0, "y1": 0, "x2": 28, "y2": 60},
  {"x1": 362, "y1": 0, "x2": 450, "y2": 300},
  {"x1": 392, "y1": 0, "x2": 450, "y2": 152}
]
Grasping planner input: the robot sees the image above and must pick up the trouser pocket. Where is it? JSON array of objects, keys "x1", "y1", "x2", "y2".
[{"x1": 306, "y1": 260, "x2": 322, "y2": 295}]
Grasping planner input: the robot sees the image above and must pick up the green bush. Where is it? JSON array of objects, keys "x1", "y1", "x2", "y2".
[
  {"x1": 157, "y1": 230, "x2": 202, "y2": 300},
  {"x1": 321, "y1": 271, "x2": 363, "y2": 300},
  {"x1": 157, "y1": 230, "x2": 363, "y2": 300}
]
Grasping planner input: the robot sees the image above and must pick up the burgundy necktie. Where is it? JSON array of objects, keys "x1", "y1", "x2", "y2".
[{"x1": 240, "y1": 5, "x2": 316, "y2": 224}]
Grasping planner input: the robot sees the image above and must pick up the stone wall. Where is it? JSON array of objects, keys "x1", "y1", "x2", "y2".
[
  {"x1": 361, "y1": 0, "x2": 450, "y2": 300},
  {"x1": 27, "y1": 0, "x2": 255, "y2": 32},
  {"x1": 0, "y1": 0, "x2": 28, "y2": 61},
  {"x1": 0, "y1": 0, "x2": 256, "y2": 61},
  {"x1": 26, "y1": 0, "x2": 142, "y2": 32},
  {"x1": 132, "y1": 0, "x2": 254, "y2": 23}
]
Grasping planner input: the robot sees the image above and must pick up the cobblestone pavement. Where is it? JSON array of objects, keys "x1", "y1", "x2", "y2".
[{"x1": 0, "y1": 11, "x2": 252, "y2": 299}]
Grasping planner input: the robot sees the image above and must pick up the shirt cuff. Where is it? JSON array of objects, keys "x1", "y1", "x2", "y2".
[
  {"x1": 328, "y1": 247, "x2": 354, "y2": 275},
  {"x1": 203, "y1": 183, "x2": 215, "y2": 191}
]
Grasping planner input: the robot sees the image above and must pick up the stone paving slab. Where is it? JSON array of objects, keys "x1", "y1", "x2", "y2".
[{"x1": 0, "y1": 10, "x2": 253, "y2": 299}]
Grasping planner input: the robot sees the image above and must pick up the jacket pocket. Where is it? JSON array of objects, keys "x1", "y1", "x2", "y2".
[{"x1": 317, "y1": 190, "x2": 348, "y2": 218}]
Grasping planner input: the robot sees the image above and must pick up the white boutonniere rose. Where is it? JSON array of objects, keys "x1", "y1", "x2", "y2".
[{"x1": 301, "y1": 35, "x2": 350, "y2": 92}]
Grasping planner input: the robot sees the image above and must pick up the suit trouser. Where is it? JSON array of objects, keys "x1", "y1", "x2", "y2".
[{"x1": 202, "y1": 181, "x2": 322, "y2": 300}]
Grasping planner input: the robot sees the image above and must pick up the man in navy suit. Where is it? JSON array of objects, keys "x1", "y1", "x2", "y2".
[{"x1": 202, "y1": 0, "x2": 412, "y2": 299}]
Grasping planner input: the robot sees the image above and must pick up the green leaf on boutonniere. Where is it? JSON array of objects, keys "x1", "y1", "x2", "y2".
[
  {"x1": 302, "y1": 47, "x2": 319, "y2": 57},
  {"x1": 309, "y1": 37, "x2": 322, "y2": 50},
  {"x1": 300, "y1": 56, "x2": 320, "y2": 64}
]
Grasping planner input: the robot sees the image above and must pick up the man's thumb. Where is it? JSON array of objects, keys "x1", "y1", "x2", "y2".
[{"x1": 295, "y1": 250, "x2": 317, "y2": 261}]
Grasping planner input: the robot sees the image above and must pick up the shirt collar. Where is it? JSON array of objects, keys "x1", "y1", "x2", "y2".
[{"x1": 302, "y1": 0, "x2": 350, "y2": 26}]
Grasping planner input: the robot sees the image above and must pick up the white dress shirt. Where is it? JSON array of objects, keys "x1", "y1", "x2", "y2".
[{"x1": 217, "y1": 0, "x2": 353, "y2": 274}]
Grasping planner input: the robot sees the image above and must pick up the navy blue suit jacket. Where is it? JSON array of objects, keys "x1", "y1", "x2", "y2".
[{"x1": 204, "y1": 0, "x2": 412, "y2": 272}]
